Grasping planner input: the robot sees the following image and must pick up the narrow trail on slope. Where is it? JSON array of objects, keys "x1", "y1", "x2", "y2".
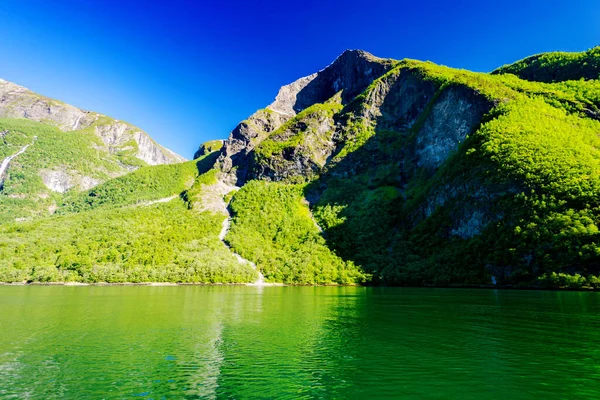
[
  {"x1": 219, "y1": 213, "x2": 266, "y2": 286},
  {"x1": 0, "y1": 142, "x2": 33, "y2": 187},
  {"x1": 138, "y1": 195, "x2": 178, "y2": 207},
  {"x1": 193, "y1": 179, "x2": 267, "y2": 285}
]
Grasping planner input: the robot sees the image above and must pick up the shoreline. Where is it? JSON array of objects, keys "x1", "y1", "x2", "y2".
[
  {"x1": 0, "y1": 281, "x2": 287, "y2": 287},
  {"x1": 1, "y1": 281, "x2": 599, "y2": 291}
]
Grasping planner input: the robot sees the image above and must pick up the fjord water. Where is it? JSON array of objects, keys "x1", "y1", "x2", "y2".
[{"x1": 1, "y1": 287, "x2": 599, "y2": 399}]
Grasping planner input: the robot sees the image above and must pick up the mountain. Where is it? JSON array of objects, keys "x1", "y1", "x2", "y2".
[
  {"x1": 0, "y1": 79, "x2": 185, "y2": 222},
  {"x1": 215, "y1": 47, "x2": 600, "y2": 287},
  {"x1": 2, "y1": 47, "x2": 600, "y2": 287}
]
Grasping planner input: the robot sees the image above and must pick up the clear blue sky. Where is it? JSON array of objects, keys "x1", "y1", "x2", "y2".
[{"x1": 0, "y1": 0, "x2": 598, "y2": 158}]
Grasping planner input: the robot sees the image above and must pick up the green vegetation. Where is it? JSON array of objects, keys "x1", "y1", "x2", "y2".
[
  {"x1": 0, "y1": 135, "x2": 257, "y2": 283},
  {"x1": 537, "y1": 272, "x2": 600, "y2": 289},
  {"x1": 495, "y1": 74, "x2": 600, "y2": 118},
  {"x1": 59, "y1": 153, "x2": 218, "y2": 213},
  {"x1": 0, "y1": 199, "x2": 257, "y2": 283},
  {"x1": 4, "y1": 47, "x2": 600, "y2": 287},
  {"x1": 0, "y1": 118, "x2": 144, "y2": 223},
  {"x1": 302, "y1": 54, "x2": 600, "y2": 286},
  {"x1": 493, "y1": 46, "x2": 600, "y2": 82},
  {"x1": 0, "y1": 118, "x2": 124, "y2": 193},
  {"x1": 227, "y1": 181, "x2": 367, "y2": 284},
  {"x1": 194, "y1": 140, "x2": 223, "y2": 158}
]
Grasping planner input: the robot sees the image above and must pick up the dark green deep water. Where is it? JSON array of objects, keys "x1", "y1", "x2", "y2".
[{"x1": 1, "y1": 287, "x2": 599, "y2": 399}]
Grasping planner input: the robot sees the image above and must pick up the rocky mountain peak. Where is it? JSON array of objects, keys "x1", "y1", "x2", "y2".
[
  {"x1": 267, "y1": 49, "x2": 395, "y2": 117},
  {"x1": 216, "y1": 50, "x2": 396, "y2": 185}
]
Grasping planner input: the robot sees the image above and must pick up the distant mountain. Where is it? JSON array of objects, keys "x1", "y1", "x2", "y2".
[
  {"x1": 492, "y1": 46, "x2": 600, "y2": 82},
  {"x1": 0, "y1": 79, "x2": 185, "y2": 165},
  {"x1": 0, "y1": 79, "x2": 185, "y2": 221}
]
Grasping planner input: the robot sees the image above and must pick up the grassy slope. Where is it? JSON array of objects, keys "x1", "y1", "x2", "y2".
[
  {"x1": 58, "y1": 153, "x2": 218, "y2": 213},
  {"x1": 0, "y1": 118, "x2": 147, "y2": 223}
]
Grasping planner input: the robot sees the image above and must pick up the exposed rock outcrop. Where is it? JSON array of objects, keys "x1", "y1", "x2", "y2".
[
  {"x1": 216, "y1": 109, "x2": 290, "y2": 185},
  {"x1": 40, "y1": 169, "x2": 100, "y2": 193},
  {"x1": 268, "y1": 50, "x2": 396, "y2": 114},
  {"x1": 0, "y1": 79, "x2": 185, "y2": 166},
  {"x1": 414, "y1": 85, "x2": 494, "y2": 171},
  {"x1": 216, "y1": 50, "x2": 396, "y2": 185}
]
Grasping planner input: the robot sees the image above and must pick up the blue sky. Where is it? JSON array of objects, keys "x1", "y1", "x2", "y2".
[{"x1": 0, "y1": 0, "x2": 598, "y2": 158}]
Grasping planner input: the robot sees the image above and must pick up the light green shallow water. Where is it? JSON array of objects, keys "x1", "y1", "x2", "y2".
[{"x1": 1, "y1": 286, "x2": 599, "y2": 399}]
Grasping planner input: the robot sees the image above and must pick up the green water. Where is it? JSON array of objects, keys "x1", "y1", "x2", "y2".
[{"x1": 1, "y1": 286, "x2": 599, "y2": 399}]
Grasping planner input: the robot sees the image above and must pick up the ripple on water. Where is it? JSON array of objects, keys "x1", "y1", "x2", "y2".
[{"x1": 0, "y1": 286, "x2": 599, "y2": 399}]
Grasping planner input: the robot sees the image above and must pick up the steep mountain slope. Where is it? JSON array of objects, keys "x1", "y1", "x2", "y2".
[
  {"x1": 0, "y1": 79, "x2": 185, "y2": 165},
  {"x1": 0, "y1": 79, "x2": 185, "y2": 222},
  {"x1": 0, "y1": 82, "x2": 257, "y2": 285},
  {"x1": 217, "y1": 50, "x2": 396, "y2": 185},
  {"x1": 213, "y1": 47, "x2": 600, "y2": 287}
]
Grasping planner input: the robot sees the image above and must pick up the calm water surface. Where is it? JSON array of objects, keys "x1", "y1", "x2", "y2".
[{"x1": 0, "y1": 286, "x2": 599, "y2": 399}]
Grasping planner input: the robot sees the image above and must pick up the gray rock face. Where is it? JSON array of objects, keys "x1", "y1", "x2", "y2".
[
  {"x1": 268, "y1": 74, "x2": 318, "y2": 116},
  {"x1": 268, "y1": 50, "x2": 396, "y2": 115},
  {"x1": 217, "y1": 109, "x2": 290, "y2": 185},
  {"x1": 0, "y1": 79, "x2": 185, "y2": 166},
  {"x1": 250, "y1": 107, "x2": 339, "y2": 182},
  {"x1": 212, "y1": 50, "x2": 505, "y2": 242},
  {"x1": 415, "y1": 85, "x2": 494, "y2": 170},
  {"x1": 362, "y1": 69, "x2": 438, "y2": 131},
  {"x1": 133, "y1": 130, "x2": 183, "y2": 165},
  {"x1": 39, "y1": 169, "x2": 100, "y2": 193},
  {"x1": 0, "y1": 79, "x2": 96, "y2": 131},
  {"x1": 216, "y1": 50, "x2": 396, "y2": 185}
]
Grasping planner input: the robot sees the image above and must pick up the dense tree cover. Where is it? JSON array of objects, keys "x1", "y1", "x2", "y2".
[
  {"x1": 0, "y1": 199, "x2": 257, "y2": 283},
  {"x1": 493, "y1": 46, "x2": 600, "y2": 83},
  {"x1": 301, "y1": 57, "x2": 600, "y2": 286},
  {"x1": 226, "y1": 181, "x2": 367, "y2": 284},
  {"x1": 0, "y1": 130, "x2": 258, "y2": 283},
  {"x1": 59, "y1": 153, "x2": 218, "y2": 213}
]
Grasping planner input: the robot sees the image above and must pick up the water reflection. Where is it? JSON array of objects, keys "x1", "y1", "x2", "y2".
[{"x1": 0, "y1": 287, "x2": 600, "y2": 399}]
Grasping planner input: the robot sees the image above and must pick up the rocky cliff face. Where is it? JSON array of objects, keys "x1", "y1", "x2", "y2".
[
  {"x1": 0, "y1": 79, "x2": 185, "y2": 166},
  {"x1": 216, "y1": 50, "x2": 396, "y2": 185}
]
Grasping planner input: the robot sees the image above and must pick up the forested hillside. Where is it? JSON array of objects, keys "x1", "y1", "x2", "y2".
[{"x1": 2, "y1": 47, "x2": 600, "y2": 287}]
